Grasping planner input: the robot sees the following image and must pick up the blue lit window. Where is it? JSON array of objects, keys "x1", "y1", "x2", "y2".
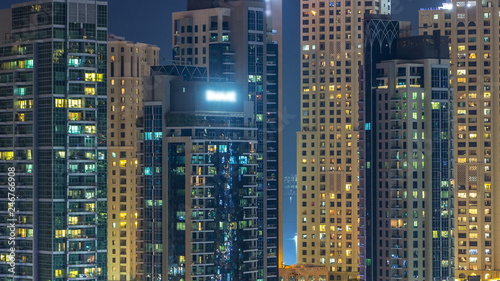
[
  {"x1": 365, "y1": 123, "x2": 371, "y2": 130},
  {"x1": 153, "y1": 132, "x2": 162, "y2": 140},
  {"x1": 239, "y1": 156, "x2": 248, "y2": 164},
  {"x1": 219, "y1": 145, "x2": 227, "y2": 153},
  {"x1": 144, "y1": 132, "x2": 152, "y2": 140},
  {"x1": 144, "y1": 167, "x2": 152, "y2": 175}
]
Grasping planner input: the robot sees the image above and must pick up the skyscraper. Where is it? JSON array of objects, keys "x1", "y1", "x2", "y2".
[
  {"x1": 368, "y1": 35, "x2": 453, "y2": 281},
  {"x1": 298, "y1": 1, "x2": 390, "y2": 279},
  {"x1": 140, "y1": 65, "x2": 264, "y2": 280},
  {"x1": 106, "y1": 35, "x2": 159, "y2": 281},
  {"x1": 420, "y1": 1, "x2": 500, "y2": 280},
  {"x1": 170, "y1": 0, "x2": 282, "y2": 279},
  {"x1": 0, "y1": 0, "x2": 108, "y2": 280},
  {"x1": 359, "y1": 15, "x2": 409, "y2": 281}
]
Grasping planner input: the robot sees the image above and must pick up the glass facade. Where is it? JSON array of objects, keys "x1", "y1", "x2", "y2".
[
  {"x1": 167, "y1": 1, "x2": 280, "y2": 279},
  {"x1": 0, "y1": 1, "x2": 107, "y2": 280},
  {"x1": 138, "y1": 104, "x2": 163, "y2": 280}
]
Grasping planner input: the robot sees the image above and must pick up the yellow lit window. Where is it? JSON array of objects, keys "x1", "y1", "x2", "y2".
[
  {"x1": 55, "y1": 270, "x2": 63, "y2": 278},
  {"x1": 120, "y1": 160, "x2": 127, "y2": 167},
  {"x1": 55, "y1": 230, "x2": 67, "y2": 238},
  {"x1": 457, "y1": 45, "x2": 466, "y2": 51},
  {"x1": 68, "y1": 217, "x2": 79, "y2": 225},
  {"x1": 121, "y1": 88, "x2": 125, "y2": 94},
  {"x1": 0, "y1": 151, "x2": 14, "y2": 160},
  {"x1": 457, "y1": 78, "x2": 466, "y2": 83},
  {"x1": 68, "y1": 112, "x2": 82, "y2": 121},
  {"x1": 85, "y1": 87, "x2": 96, "y2": 95},
  {"x1": 120, "y1": 222, "x2": 127, "y2": 228},
  {"x1": 68, "y1": 99, "x2": 82, "y2": 108},
  {"x1": 16, "y1": 99, "x2": 33, "y2": 109},
  {"x1": 469, "y1": 53, "x2": 476, "y2": 59},
  {"x1": 85, "y1": 203, "x2": 95, "y2": 212},
  {"x1": 55, "y1": 98, "x2": 67, "y2": 108},
  {"x1": 85, "y1": 73, "x2": 104, "y2": 82},
  {"x1": 120, "y1": 213, "x2": 127, "y2": 220},
  {"x1": 469, "y1": 209, "x2": 478, "y2": 214},
  {"x1": 16, "y1": 113, "x2": 26, "y2": 121},
  {"x1": 84, "y1": 125, "x2": 96, "y2": 134}
]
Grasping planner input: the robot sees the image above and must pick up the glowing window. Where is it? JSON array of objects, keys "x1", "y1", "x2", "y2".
[
  {"x1": 16, "y1": 99, "x2": 33, "y2": 109},
  {"x1": 55, "y1": 99, "x2": 67, "y2": 108},
  {"x1": 68, "y1": 217, "x2": 79, "y2": 225},
  {"x1": 84, "y1": 125, "x2": 96, "y2": 134},
  {"x1": 68, "y1": 99, "x2": 82, "y2": 108},
  {"x1": 0, "y1": 151, "x2": 14, "y2": 160},
  {"x1": 68, "y1": 125, "x2": 81, "y2": 134},
  {"x1": 85, "y1": 87, "x2": 96, "y2": 95},
  {"x1": 68, "y1": 112, "x2": 82, "y2": 121}
]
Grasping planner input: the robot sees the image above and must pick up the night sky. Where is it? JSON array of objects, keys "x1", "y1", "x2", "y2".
[{"x1": 2, "y1": 0, "x2": 444, "y2": 266}]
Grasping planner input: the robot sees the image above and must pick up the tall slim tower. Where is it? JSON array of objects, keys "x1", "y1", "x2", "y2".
[
  {"x1": 106, "y1": 35, "x2": 159, "y2": 281},
  {"x1": 298, "y1": 1, "x2": 390, "y2": 279},
  {"x1": 172, "y1": 0, "x2": 282, "y2": 279},
  {"x1": 371, "y1": 35, "x2": 453, "y2": 281},
  {"x1": 0, "y1": 0, "x2": 108, "y2": 280},
  {"x1": 420, "y1": 1, "x2": 500, "y2": 280}
]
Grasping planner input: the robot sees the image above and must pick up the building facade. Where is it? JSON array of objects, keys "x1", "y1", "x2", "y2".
[
  {"x1": 0, "y1": 0, "x2": 107, "y2": 280},
  {"x1": 297, "y1": 1, "x2": 390, "y2": 280},
  {"x1": 139, "y1": 65, "x2": 264, "y2": 280},
  {"x1": 358, "y1": 16, "x2": 409, "y2": 281},
  {"x1": 419, "y1": 1, "x2": 500, "y2": 280},
  {"x1": 171, "y1": 0, "x2": 282, "y2": 279},
  {"x1": 370, "y1": 36, "x2": 453, "y2": 281},
  {"x1": 106, "y1": 35, "x2": 159, "y2": 281},
  {"x1": 279, "y1": 264, "x2": 329, "y2": 281}
]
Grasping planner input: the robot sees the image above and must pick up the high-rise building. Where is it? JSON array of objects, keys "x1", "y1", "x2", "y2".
[
  {"x1": 359, "y1": 15, "x2": 410, "y2": 281},
  {"x1": 141, "y1": 65, "x2": 262, "y2": 281},
  {"x1": 0, "y1": 0, "x2": 108, "y2": 280},
  {"x1": 170, "y1": 0, "x2": 282, "y2": 279},
  {"x1": 419, "y1": 1, "x2": 500, "y2": 280},
  {"x1": 106, "y1": 35, "x2": 159, "y2": 281},
  {"x1": 297, "y1": 1, "x2": 390, "y2": 279},
  {"x1": 368, "y1": 35, "x2": 453, "y2": 281}
]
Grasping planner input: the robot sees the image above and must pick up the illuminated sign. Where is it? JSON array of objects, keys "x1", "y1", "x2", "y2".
[{"x1": 206, "y1": 90, "x2": 236, "y2": 102}]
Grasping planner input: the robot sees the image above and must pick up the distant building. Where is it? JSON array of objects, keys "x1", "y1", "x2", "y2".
[
  {"x1": 279, "y1": 264, "x2": 329, "y2": 281},
  {"x1": 420, "y1": 2, "x2": 500, "y2": 280},
  {"x1": 106, "y1": 35, "x2": 159, "y2": 281},
  {"x1": 0, "y1": 0, "x2": 108, "y2": 280}
]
